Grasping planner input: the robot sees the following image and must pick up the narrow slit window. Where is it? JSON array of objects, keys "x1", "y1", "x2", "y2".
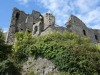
[
  {"x1": 83, "y1": 29, "x2": 86, "y2": 36},
  {"x1": 95, "y1": 35, "x2": 98, "y2": 40},
  {"x1": 16, "y1": 12, "x2": 20, "y2": 20}
]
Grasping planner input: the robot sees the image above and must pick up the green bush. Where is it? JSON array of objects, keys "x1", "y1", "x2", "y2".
[
  {"x1": 13, "y1": 31, "x2": 100, "y2": 75},
  {"x1": 0, "y1": 28, "x2": 12, "y2": 61},
  {"x1": 0, "y1": 28, "x2": 20, "y2": 75},
  {"x1": 12, "y1": 32, "x2": 33, "y2": 63},
  {"x1": 96, "y1": 44, "x2": 100, "y2": 50},
  {"x1": 0, "y1": 59, "x2": 20, "y2": 75},
  {"x1": 0, "y1": 28, "x2": 4, "y2": 40}
]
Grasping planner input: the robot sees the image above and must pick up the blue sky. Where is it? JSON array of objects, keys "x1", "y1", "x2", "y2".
[{"x1": 0, "y1": 0, "x2": 100, "y2": 32}]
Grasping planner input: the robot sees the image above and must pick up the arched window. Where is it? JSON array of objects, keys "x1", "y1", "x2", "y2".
[
  {"x1": 83, "y1": 29, "x2": 86, "y2": 36},
  {"x1": 34, "y1": 26, "x2": 38, "y2": 34},
  {"x1": 16, "y1": 12, "x2": 20, "y2": 20},
  {"x1": 95, "y1": 35, "x2": 98, "y2": 40}
]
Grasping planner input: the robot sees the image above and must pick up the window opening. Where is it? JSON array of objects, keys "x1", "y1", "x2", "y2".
[
  {"x1": 95, "y1": 35, "x2": 98, "y2": 40},
  {"x1": 83, "y1": 29, "x2": 86, "y2": 36},
  {"x1": 16, "y1": 12, "x2": 20, "y2": 20}
]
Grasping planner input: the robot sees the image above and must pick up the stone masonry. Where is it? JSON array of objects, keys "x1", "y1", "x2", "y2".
[{"x1": 6, "y1": 8, "x2": 100, "y2": 43}]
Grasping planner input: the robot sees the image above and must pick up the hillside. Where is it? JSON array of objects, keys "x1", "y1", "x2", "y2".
[{"x1": 0, "y1": 30, "x2": 100, "y2": 75}]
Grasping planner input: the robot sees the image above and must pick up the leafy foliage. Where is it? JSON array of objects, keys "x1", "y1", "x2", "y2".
[
  {"x1": 0, "y1": 59, "x2": 20, "y2": 75},
  {"x1": 12, "y1": 32, "x2": 33, "y2": 63},
  {"x1": 0, "y1": 29, "x2": 12, "y2": 61},
  {"x1": 13, "y1": 31, "x2": 100, "y2": 75},
  {"x1": 0, "y1": 28, "x2": 20, "y2": 75},
  {"x1": 0, "y1": 28, "x2": 4, "y2": 40},
  {"x1": 96, "y1": 44, "x2": 100, "y2": 50}
]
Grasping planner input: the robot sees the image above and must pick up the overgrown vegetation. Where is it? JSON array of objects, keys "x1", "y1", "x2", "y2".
[
  {"x1": 12, "y1": 31, "x2": 100, "y2": 75},
  {"x1": 96, "y1": 44, "x2": 100, "y2": 50},
  {"x1": 0, "y1": 28, "x2": 11, "y2": 61},
  {"x1": 0, "y1": 28, "x2": 100, "y2": 75},
  {"x1": 0, "y1": 29, "x2": 20, "y2": 75}
]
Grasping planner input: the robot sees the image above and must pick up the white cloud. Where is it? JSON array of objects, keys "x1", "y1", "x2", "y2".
[
  {"x1": 37, "y1": 0, "x2": 100, "y2": 29},
  {"x1": 38, "y1": 0, "x2": 70, "y2": 26},
  {"x1": 75, "y1": 7, "x2": 100, "y2": 29},
  {"x1": 17, "y1": 0, "x2": 30, "y2": 5},
  {"x1": 74, "y1": 0, "x2": 99, "y2": 13},
  {"x1": 2, "y1": 28, "x2": 8, "y2": 33},
  {"x1": 91, "y1": 24, "x2": 100, "y2": 29}
]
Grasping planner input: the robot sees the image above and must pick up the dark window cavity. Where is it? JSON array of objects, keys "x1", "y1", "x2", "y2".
[
  {"x1": 16, "y1": 12, "x2": 20, "y2": 20},
  {"x1": 34, "y1": 26, "x2": 38, "y2": 34},
  {"x1": 21, "y1": 29, "x2": 23, "y2": 31},
  {"x1": 28, "y1": 30, "x2": 31, "y2": 33},
  {"x1": 95, "y1": 35, "x2": 98, "y2": 40},
  {"x1": 33, "y1": 23, "x2": 35, "y2": 25},
  {"x1": 83, "y1": 29, "x2": 86, "y2": 36}
]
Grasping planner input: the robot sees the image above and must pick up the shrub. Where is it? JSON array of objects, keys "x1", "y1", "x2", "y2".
[
  {"x1": 0, "y1": 28, "x2": 4, "y2": 40},
  {"x1": 0, "y1": 28, "x2": 12, "y2": 61},
  {"x1": 13, "y1": 31, "x2": 100, "y2": 75},
  {"x1": 12, "y1": 32, "x2": 33, "y2": 62},
  {"x1": 0, "y1": 28, "x2": 20, "y2": 75},
  {"x1": 96, "y1": 44, "x2": 100, "y2": 50},
  {"x1": 0, "y1": 59, "x2": 20, "y2": 75}
]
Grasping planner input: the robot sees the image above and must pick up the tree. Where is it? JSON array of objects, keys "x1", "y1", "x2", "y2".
[
  {"x1": 0, "y1": 28, "x2": 20, "y2": 75},
  {"x1": 0, "y1": 28, "x2": 12, "y2": 61}
]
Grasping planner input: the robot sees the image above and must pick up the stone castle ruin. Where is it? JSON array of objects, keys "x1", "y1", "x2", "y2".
[{"x1": 6, "y1": 8, "x2": 100, "y2": 43}]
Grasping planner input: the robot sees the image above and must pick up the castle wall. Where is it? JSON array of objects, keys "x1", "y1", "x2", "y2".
[
  {"x1": 93, "y1": 30, "x2": 100, "y2": 43},
  {"x1": 25, "y1": 10, "x2": 43, "y2": 33},
  {"x1": 98, "y1": 30, "x2": 100, "y2": 43},
  {"x1": 6, "y1": 8, "x2": 100, "y2": 44},
  {"x1": 6, "y1": 8, "x2": 27, "y2": 43},
  {"x1": 66, "y1": 15, "x2": 100, "y2": 43},
  {"x1": 43, "y1": 13, "x2": 55, "y2": 30},
  {"x1": 32, "y1": 10, "x2": 42, "y2": 24},
  {"x1": 32, "y1": 21, "x2": 43, "y2": 36},
  {"x1": 40, "y1": 25, "x2": 67, "y2": 36},
  {"x1": 49, "y1": 25, "x2": 67, "y2": 33},
  {"x1": 25, "y1": 15, "x2": 34, "y2": 32},
  {"x1": 6, "y1": 8, "x2": 43, "y2": 43}
]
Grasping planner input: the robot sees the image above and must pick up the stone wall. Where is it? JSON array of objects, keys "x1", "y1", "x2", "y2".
[
  {"x1": 6, "y1": 8, "x2": 27, "y2": 43},
  {"x1": 66, "y1": 15, "x2": 100, "y2": 43},
  {"x1": 6, "y1": 8, "x2": 100, "y2": 43},
  {"x1": 43, "y1": 13, "x2": 55, "y2": 30}
]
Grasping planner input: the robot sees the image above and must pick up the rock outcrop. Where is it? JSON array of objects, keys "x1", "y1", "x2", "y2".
[{"x1": 22, "y1": 57, "x2": 59, "y2": 75}]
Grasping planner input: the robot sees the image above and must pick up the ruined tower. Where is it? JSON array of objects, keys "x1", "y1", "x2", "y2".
[
  {"x1": 6, "y1": 8, "x2": 27, "y2": 43},
  {"x1": 6, "y1": 8, "x2": 100, "y2": 43},
  {"x1": 6, "y1": 8, "x2": 56, "y2": 43},
  {"x1": 66, "y1": 15, "x2": 100, "y2": 43}
]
